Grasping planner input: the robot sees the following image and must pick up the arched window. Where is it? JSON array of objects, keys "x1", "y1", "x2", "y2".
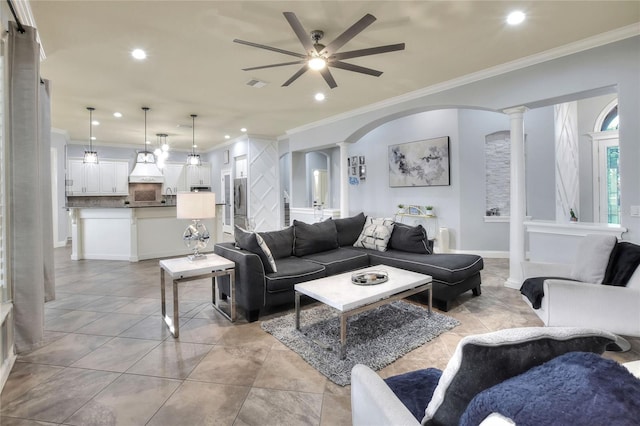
[{"x1": 600, "y1": 105, "x2": 619, "y2": 131}]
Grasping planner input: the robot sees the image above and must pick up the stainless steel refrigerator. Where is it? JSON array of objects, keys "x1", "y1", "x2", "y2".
[{"x1": 233, "y1": 178, "x2": 248, "y2": 230}]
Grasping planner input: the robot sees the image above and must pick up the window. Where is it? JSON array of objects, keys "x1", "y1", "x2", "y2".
[{"x1": 591, "y1": 100, "x2": 619, "y2": 224}]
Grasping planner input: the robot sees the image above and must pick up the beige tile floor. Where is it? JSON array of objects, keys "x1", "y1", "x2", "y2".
[{"x1": 2, "y1": 245, "x2": 639, "y2": 425}]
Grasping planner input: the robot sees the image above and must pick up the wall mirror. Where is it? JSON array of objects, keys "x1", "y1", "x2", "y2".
[{"x1": 306, "y1": 151, "x2": 330, "y2": 208}]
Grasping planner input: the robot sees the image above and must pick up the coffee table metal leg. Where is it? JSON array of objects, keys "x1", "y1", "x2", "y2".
[
  {"x1": 428, "y1": 285, "x2": 432, "y2": 317},
  {"x1": 295, "y1": 291, "x2": 301, "y2": 330},
  {"x1": 340, "y1": 313, "x2": 347, "y2": 359},
  {"x1": 160, "y1": 267, "x2": 166, "y2": 318}
]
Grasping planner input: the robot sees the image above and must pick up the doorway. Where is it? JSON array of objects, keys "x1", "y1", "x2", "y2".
[{"x1": 221, "y1": 169, "x2": 232, "y2": 233}]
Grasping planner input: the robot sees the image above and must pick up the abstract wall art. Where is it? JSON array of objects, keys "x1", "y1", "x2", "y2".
[{"x1": 388, "y1": 136, "x2": 450, "y2": 187}]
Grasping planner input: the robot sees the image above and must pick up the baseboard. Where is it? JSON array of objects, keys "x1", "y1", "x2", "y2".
[
  {"x1": 54, "y1": 240, "x2": 67, "y2": 248},
  {"x1": 448, "y1": 249, "x2": 509, "y2": 258},
  {"x1": 504, "y1": 277, "x2": 522, "y2": 289},
  {"x1": 0, "y1": 347, "x2": 16, "y2": 394}
]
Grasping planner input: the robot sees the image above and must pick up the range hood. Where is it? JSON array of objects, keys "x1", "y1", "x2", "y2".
[{"x1": 129, "y1": 152, "x2": 164, "y2": 183}]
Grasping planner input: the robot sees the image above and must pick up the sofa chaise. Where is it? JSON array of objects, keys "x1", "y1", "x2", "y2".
[{"x1": 214, "y1": 213, "x2": 483, "y2": 322}]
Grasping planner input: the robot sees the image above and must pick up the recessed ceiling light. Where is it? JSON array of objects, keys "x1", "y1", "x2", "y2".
[
  {"x1": 240, "y1": 128, "x2": 247, "y2": 132},
  {"x1": 145, "y1": 140, "x2": 151, "y2": 144},
  {"x1": 192, "y1": 144, "x2": 198, "y2": 148},
  {"x1": 131, "y1": 48, "x2": 146, "y2": 60},
  {"x1": 113, "y1": 112, "x2": 122, "y2": 118},
  {"x1": 315, "y1": 93, "x2": 325, "y2": 101},
  {"x1": 224, "y1": 135, "x2": 230, "y2": 139},
  {"x1": 90, "y1": 136, "x2": 96, "y2": 141},
  {"x1": 91, "y1": 120, "x2": 100, "y2": 126},
  {"x1": 506, "y1": 11, "x2": 526, "y2": 26}
]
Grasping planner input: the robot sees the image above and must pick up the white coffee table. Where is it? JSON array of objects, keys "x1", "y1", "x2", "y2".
[{"x1": 294, "y1": 265, "x2": 432, "y2": 359}]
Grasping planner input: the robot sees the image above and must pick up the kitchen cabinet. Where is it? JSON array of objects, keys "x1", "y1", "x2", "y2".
[
  {"x1": 162, "y1": 163, "x2": 187, "y2": 195},
  {"x1": 67, "y1": 158, "x2": 129, "y2": 196},
  {"x1": 68, "y1": 159, "x2": 100, "y2": 195},
  {"x1": 99, "y1": 161, "x2": 129, "y2": 195},
  {"x1": 186, "y1": 163, "x2": 211, "y2": 187}
]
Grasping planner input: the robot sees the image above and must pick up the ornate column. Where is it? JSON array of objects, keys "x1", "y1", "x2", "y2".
[
  {"x1": 504, "y1": 106, "x2": 528, "y2": 289},
  {"x1": 336, "y1": 142, "x2": 350, "y2": 218}
]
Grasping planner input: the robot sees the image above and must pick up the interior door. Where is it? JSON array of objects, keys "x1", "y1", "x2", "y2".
[{"x1": 221, "y1": 169, "x2": 232, "y2": 233}]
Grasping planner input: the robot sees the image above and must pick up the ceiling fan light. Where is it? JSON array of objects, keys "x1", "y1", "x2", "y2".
[{"x1": 308, "y1": 57, "x2": 326, "y2": 71}]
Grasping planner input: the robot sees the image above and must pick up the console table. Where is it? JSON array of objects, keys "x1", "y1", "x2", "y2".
[{"x1": 159, "y1": 254, "x2": 235, "y2": 337}]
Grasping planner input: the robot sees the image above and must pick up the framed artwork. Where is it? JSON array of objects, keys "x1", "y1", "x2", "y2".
[
  {"x1": 359, "y1": 156, "x2": 365, "y2": 165},
  {"x1": 351, "y1": 166, "x2": 357, "y2": 176},
  {"x1": 388, "y1": 136, "x2": 450, "y2": 187},
  {"x1": 223, "y1": 149, "x2": 230, "y2": 164},
  {"x1": 359, "y1": 165, "x2": 366, "y2": 181},
  {"x1": 351, "y1": 156, "x2": 358, "y2": 167}
]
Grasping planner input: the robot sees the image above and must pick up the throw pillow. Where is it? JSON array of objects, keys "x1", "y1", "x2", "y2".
[
  {"x1": 258, "y1": 226, "x2": 294, "y2": 259},
  {"x1": 234, "y1": 225, "x2": 275, "y2": 273},
  {"x1": 334, "y1": 212, "x2": 366, "y2": 246},
  {"x1": 422, "y1": 327, "x2": 618, "y2": 426},
  {"x1": 389, "y1": 223, "x2": 432, "y2": 254},
  {"x1": 603, "y1": 241, "x2": 640, "y2": 286},
  {"x1": 353, "y1": 217, "x2": 394, "y2": 252},
  {"x1": 255, "y1": 233, "x2": 277, "y2": 273},
  {"x1": 570, "y1": 234, "x2": 617, "y2": 283},
  {"x1": 293, "y1": 219, "x2": 339, "y2": 257}
]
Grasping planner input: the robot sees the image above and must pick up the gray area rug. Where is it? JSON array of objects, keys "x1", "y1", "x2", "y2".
[{"x1": 261, "y1": 301, "x2": 460, "y2": 386}]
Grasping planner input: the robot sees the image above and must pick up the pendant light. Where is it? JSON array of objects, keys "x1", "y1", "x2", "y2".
[
  {"x1": 155, "y1": 133, "x2": 169, "y2": 169},
  {"x1": 137, "y1": 107, "x2": 155, "y2": 164},
  {"x1": 83, "y1": 107, "x2": 98, "y2": 164},
  {"x1": 187, "y1": 114, "x2": 201, "y2": 166}
]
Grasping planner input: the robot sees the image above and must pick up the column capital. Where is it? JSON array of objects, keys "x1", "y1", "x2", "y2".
[{"x1": 503, "y1": 106, "x2": 528, "y2": 116}]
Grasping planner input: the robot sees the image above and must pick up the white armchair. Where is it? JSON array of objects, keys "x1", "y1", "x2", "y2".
[{"x1": 521, "y1": 235, "x2": 640, "y2": 338}]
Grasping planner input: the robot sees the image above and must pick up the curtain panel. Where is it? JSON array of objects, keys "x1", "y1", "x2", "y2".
[{"x1": 7, "y1": 22, "x2": 55, "y2": 352}]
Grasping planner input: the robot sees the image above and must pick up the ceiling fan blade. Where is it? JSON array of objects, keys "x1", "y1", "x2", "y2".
[
  {"x1": 234, "y1": 39, "x2": 306, "y2": 59},
  {"x1": 320, "y1": 13, "x2": 377, "y2": 55},
  {"x1": 242, "y1": 60, "x2": 306, "y2": 71},
  {"x1": 283, "y1": 12, "x2": 315, "y2": 53},
  {"x1": 332, "y1": 43, "x2": 405, "y2": 60},
  {"x1": 282, "y1": 66, "x2": 309, "y2": 87},
  {"x1": 319, "y1": 68, "x2": 338, "y2": 89},
  {"x1": 330, "y1": 61, "x2": 383, "y2": 77}
]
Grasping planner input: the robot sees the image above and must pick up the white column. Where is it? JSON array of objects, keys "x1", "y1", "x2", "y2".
[
  {"x1": 337, "y1": 142, "x2": 350, "y2": 218},
  {"x1": 504, "y1": 106, "x2": 528, "y2": 289}
]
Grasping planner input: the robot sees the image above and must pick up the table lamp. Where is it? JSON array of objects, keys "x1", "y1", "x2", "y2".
[{"x1": 177, "y1": 192, "x2": 216, "y2": 261}]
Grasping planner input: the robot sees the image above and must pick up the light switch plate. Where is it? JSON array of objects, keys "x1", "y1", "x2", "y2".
[{"x1": 631, "y1": 206, "x2": 640, "y2": 217}]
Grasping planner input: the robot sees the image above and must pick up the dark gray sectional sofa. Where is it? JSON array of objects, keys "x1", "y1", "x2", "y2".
[{"x1": 214, "y1": 213, "x2": 484, "y2": 322}]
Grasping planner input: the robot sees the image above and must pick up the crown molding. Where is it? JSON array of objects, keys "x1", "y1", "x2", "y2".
[{"x1": 287, "y1": 24, "x2": 640, "y2": 137}]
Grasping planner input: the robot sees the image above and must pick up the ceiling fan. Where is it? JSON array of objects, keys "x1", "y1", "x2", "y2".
[{"x1": 233, "y1": 12, "x2": 405, "y2": 89}]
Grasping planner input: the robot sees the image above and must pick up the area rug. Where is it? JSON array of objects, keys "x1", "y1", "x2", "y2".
[{"x1": 261, "y1": 301, "x2": 460, "y2": 386}]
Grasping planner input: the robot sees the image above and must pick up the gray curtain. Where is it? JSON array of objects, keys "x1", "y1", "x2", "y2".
[{"x1": 8, "y1": 22, "x2": 55, "y2": 352}]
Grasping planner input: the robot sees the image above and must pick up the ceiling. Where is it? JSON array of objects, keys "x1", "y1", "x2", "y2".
[{"x1": 29, "y1": 1, "x2": 639, "y2": 152}]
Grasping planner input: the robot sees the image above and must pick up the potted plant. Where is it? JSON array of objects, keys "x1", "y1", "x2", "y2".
[
  {"x1": 425, "y1": 205, "x2": 434, "y2": 216},
  {"x1": 397, "y1": 204, "x2": 405, "y2": 214}
]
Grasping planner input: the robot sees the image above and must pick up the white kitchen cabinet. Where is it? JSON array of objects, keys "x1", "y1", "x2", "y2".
[
  {"x1": 186, "y1": 163, "x2": 211, "y2": 187},
  {"x1": 162, "y1": 163, "x2": 187, "y2": 194},
  {"x1": 68, "y1": 159, "x2": 100, "y2": 195},
  {"x1": 67, "y1": 158, "x2": 129, "y2": 196},
  {"x1": 99, "y1": 161, "x2": 129, "y2": 195}
]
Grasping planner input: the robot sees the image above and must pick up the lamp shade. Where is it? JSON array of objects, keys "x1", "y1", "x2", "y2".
[{"x1": 177, "y1": 192, "x2": 216, "y2": 219}]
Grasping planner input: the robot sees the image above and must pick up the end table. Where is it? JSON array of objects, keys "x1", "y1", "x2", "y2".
[{"x1": 159, "y1": 253, "x2": 235, "y2": 337}]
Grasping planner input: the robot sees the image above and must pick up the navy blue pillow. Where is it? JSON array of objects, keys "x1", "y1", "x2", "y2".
[{"x1": 384, "y1": 368, "x2": 442, "y2": 421}]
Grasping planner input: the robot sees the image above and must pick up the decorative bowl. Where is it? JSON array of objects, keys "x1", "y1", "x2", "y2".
[{"x1": 351, "y1": 270, "x2": 389, "y2": 286}]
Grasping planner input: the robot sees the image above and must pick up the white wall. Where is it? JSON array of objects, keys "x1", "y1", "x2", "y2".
[
  {"x1": 289, "y1": 36, "x2": 640, "y2": 243},
  {"x1": 51, "y1": 130, "x2": 69, "y2": 245}
]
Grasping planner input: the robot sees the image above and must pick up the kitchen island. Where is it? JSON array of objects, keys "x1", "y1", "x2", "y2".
[{"x1": 69, "y1": 206, "x2": 219, "y2": 262}]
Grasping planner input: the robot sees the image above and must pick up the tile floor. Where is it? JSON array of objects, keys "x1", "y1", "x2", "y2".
[{"x1": 2, "y1": 246, "x2": 639, "y2": 425}]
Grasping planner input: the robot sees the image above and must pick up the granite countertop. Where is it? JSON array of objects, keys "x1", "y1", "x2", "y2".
[{"x1": 66, "y1": 203, "x2": 177, "y2": 209}]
